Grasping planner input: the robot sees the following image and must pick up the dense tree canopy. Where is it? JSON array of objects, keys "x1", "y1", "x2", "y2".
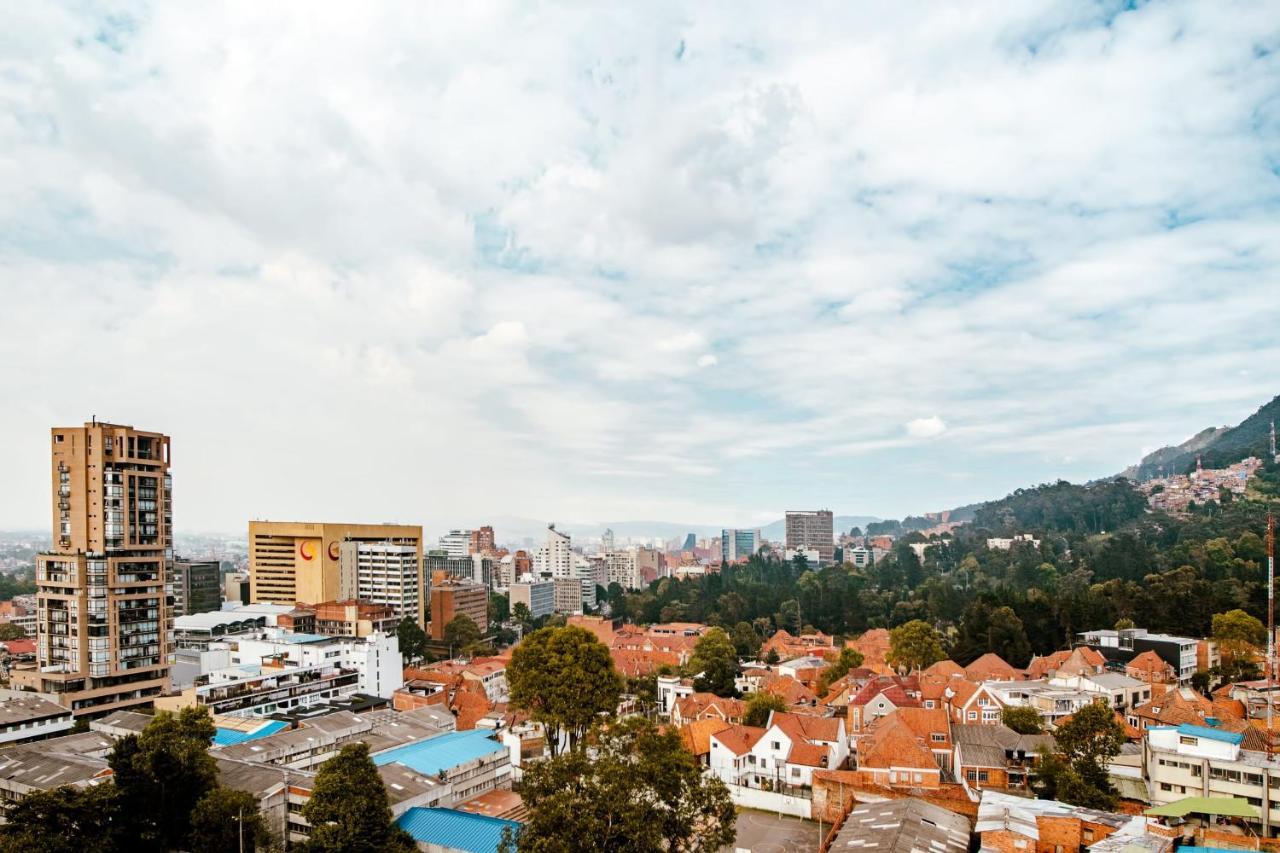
[
  {"x1": 507, "y1": 717, "x2": 735, "y2": 853},
  {"x1": 301, "y1": 743, "x2": 415, "y2": 852},
  {"x1": 597, "y1": 480, "x2": 1275, "y2": 675},
  {"x1": 508, "y1": 625, "x2": 624, "y2": 751},
  {"x1": 888, "y1": 620, "x2": 945, "y2": 672},
  {"x1": 686, "y1": 627, "x2": 740, "y2": 697}
]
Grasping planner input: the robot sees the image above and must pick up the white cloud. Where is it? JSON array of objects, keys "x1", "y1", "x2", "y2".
[
  {"x1": 905, "y1": 417, "x2": 948, "y2": 440},
  {"x1": 1, "y1": 2, "x2": 1277, "y2": 531}
]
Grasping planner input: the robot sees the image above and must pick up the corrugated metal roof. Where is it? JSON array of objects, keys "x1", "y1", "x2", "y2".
[
  {"x1": 395, "y1": 807, "x2": 520, "y2": 852},
  {"x1": 372, "y1": 729, "x2": 505, "y2": 776},
  {"x1": 1176, "y1": 724, "x2": 1244, "y2": 744}
]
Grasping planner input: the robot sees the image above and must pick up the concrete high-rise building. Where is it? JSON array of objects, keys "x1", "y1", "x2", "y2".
[
  {"x1": 338, "y1": 540, "x2": 422, "y2": 626},
  {"x1": 428, "y1": 576, "x2": 488, "y2": 642},
  {"x1": 605, "y1": 550, "x2": 638, "y2": 590},
  {"x1": 438, "y1": 530, "x2": 472, "y2": 558},
  {"x1": 16, "y1": 422, "x2": 174, "y2": 716},
  {"x1": 553, "y1": 577, "x2": 585, "y2": 615},
  {"x1": 533, "y1": 525, "x2": 572, "y2": 579},
  {"x1": 469, "y1": 526, "x2": 495, "y2": 555},
  {"x1": 785, "y1": 510, "x2": 834, "y2": 565},
  {"x1": 173, "y1": 558, "x2": 221, "y2": 617},
  {"x1": 248, "y1": 522, "x2": 422, "y2": 606},
  {"x1": 720, "y1": 529, "x2": 762, "y2": 564},
  {"x1": 509, "y1": 580, "x2": 554, "y2": 621},
  {"x1": 601, "y1": 528, "x2": 615, "y2": 554}
]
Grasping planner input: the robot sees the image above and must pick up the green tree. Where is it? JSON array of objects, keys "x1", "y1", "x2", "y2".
[
  {"x1": 512, "y1": 602, "x2": 533, "y2": 628},
  {"x1": 687, "y1": 627, "x2": 739, "y2": 697},
  {"x1": 396, "y1": 616, "x2": 428, "y2": 663},
  {"x1": 508, "y1": 625, "x2": 623, "y2": 752},
  {"x1": 443, "y1": 613, "x2": 482, "y2": 652},
  {"x1": 730, "y1": 621, "x2": 761, "y2": 659},
  {"x1": 742, "y1": 691, "x2": 787, "y2": 727},
  {"x1": 763, "y1": 647, "x2": 781, "y2": 666},
  {"x1": 109, "y1": 706, "x2": 219, "y2": 850},
  {"x1": 508, "y1": 717, "x2": 735, "y2": 853},
  {"x1": 1213, "y1": 608, "x2": 1266, "y2": 647},
  {"x1": 887, "y1": 620, "x2": 945, "y2": 672},
  {"x1": 0, "y1": 783, "x2": 124, "y2": 852},
  {"x1": 1114, "y1": 618, "x2": 1135, "y2": 631},
  {"x1": 0, "y1": 623, "x2": 27, "y2": 640},
  {"x1": 1001, "y1": 705, "x2": 1044, "y2": 734},
  {"x1": 987, "y1": 606, "x2": 1032, "y2": 668},
  {"x1": 300, "y1": 743, "x2": 415, "y2": 852},
  {"x1": 817, "y1": 647, "x2": 865, "y2": 694},
  {"x1": 1041, "y1": 700, "x2": 1126, "y2": 809},
  {"x1": 188, "y1": 787, "x2": 270, "y2": 853}
]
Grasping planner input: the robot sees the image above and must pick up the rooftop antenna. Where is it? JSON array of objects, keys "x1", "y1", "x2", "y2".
[
  {"x1": 1271, "y1": 421, "x2": 1276, "y2": 460},
  {"x1": 1269, "y1": 514, "x2": 1275, "y2": 757}
]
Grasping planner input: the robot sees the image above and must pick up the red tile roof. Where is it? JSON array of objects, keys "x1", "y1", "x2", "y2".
[{"x1": 711, "y1": 724, "x2": 768, "y2": 756}]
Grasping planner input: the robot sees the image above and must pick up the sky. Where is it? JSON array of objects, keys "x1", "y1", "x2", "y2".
[{"x1": 2, "y1": 1, "x2": 1279, "y2": 537}]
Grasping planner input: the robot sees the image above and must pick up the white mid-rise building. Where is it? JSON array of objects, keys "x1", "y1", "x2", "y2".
[
  {"x1": 605, "y1": 550, "x2": 640, "y2": 589},
  {"x1": 158, "y1": 628, "x2": 404, "y2": 718},
  {"x1": 533, "y1": 525, "x2": 572, "y2": 579},
  {"x1": 339, "y1": 541, "x2": 422, "y2": 626},
  {"x1": 438, "y1": 530, "x2": 473, "y2": 558}
]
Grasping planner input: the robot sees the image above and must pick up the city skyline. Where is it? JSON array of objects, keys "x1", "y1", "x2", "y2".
[{"x1": 4, "y1": 3, "x2": 1279, "y2": 533}]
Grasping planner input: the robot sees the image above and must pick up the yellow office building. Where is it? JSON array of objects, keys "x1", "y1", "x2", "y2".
[{"x1": 248, "y1": 521, "x2": 423, "y2": 613}]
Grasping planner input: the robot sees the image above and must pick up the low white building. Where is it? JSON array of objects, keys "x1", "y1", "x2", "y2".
[
  {"x1": 158, "y1": 629, "x2": 403, "y2": 718},
  {"x1": 709, "y1": 713, "x2": 848, "y2": 791}
]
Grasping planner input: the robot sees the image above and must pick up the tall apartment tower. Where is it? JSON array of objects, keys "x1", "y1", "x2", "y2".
[
  {"x1": 338, "y1": 540, "x2": 422, "y2": 627},
  {"x1": 16, "y1": 422, "x2": 174, "y2": 715},
  {"x1": 784, "y1": 510, "x2": 835, "y2": 565},
  {"x1": 172, "y1": 558, "x2": 221, "y2": 617},
  {"x1": 469, "y1": 526, "x2": 495, "y2": 555}
]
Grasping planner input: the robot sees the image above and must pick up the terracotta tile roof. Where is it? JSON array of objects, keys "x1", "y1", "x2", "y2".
[
  {"x1": 849, "y1": 629, "x2": 892, "y2": 670},
  {"x1": 922, "y1": 660, "x2": 965, "y2": 680},
  {"x1": 675, "y1": 693, "x2": 745, "y2": 723},
  {"x1": 610, "y1": 648, "x2": 680, "y2": 677},
  {"x1": 963, "y1": 653, "x2": 1022, "y2": 682},
  {"x1": 1126, "y1": 650, "x2": 1175, "y2": 681},
  {"x1": 888, "y1": 707, "x2": 953, "y2": 746},
  {"x1": 761, "y1": 674, "x2": 817, "y2": 705},
  {"x1": 711, "y1": 724, "x2": 768, "y2": 756},
  {"x1": 1132, "y1": 688, "x2": 1212, "y2": 726},
  {"x1": 770, "y1": 711, "x2": 843, "y2": 743},
  {"x1": 859, "y1": 714, "x2": 941, "y2": 771},
  {"x1": 850, "y1": 676, "x2": 921, "y2": 709},
  {"x1": 787, "y1": 741, "x2": 829, "y2": 767},
  {"x1": 1212, "y1": 697, "x2": 1247, "y2": 721},
  {"x1": 1025, "y1": 650, "x2": 1072, "y2": 680},
  {"x1": 679, "y1": 718, "x2": 732, "y2": 756}
]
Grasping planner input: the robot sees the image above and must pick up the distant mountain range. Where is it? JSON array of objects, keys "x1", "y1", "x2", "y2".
[{"x1": 1118, "y1": 394, "x2": 1279, "y2": 482}]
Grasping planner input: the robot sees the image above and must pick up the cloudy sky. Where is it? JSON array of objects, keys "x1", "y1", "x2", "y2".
[{"x1": 2, "y1": 2, "x2": 1278, "y2": 536}]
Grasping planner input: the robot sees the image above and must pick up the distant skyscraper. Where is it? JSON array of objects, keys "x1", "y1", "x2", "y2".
[
  {"x1": 469, "y1": 526, "x2": 495, "y2": 555},
  {"x1": 681, "y1": 533, "x2": 697, "y2": 551},
  {"x1": 601, "y1": 528, "x2": 615, "y2": 554},
  {"x1": 720, "y1": 529, "x2": 762, "y2": 564},
  {"x1": 438, "y1": 529, "x2": 472, "y2": 558},
  {"x1": 785, "y1": 510, "x2": 834, "y2": 565},
  {"x1": 533, "y1": 525, "x2": 572, "y2": 578},
  {"x1": 17, "y1": 421, "x2": 174, "y2": 715},
  {"x1": 173, "y1": 558, "x2": 221, "y2": 617}
]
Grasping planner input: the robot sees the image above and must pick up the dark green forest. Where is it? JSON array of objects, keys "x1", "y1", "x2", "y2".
[{"x1": 612, "y1": 475, "x2": 1279, "y2": 668}]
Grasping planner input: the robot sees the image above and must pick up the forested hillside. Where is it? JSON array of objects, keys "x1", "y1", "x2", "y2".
[
  {"x1": 1122, "y1": 395, "x2": 1280, "y2": 481},
  {"x1": 614, "y1": 478, "x2": 1276, "y2": 669}
]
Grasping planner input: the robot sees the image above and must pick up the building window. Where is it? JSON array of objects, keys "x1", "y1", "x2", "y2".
[{"x1": 1180, "y1": 736, "x2": 1198, "y2": 746}]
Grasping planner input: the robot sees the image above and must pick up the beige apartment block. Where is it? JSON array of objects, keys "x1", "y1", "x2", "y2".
[
  {"x1": 248, "y1": 521, "x2": 423, "y2": 616},
  {"x1": 12, "y1": 422, "x2": 174, "y2": 716}
]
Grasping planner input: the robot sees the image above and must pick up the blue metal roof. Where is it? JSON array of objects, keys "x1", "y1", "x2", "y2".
[
  {"x1": 1177, "y1": 724, "x2": 1244, "y2": 744},
  {"x1": 373, "y1": 730, "x2": 506, "y2": 776},
  {"x1": 212, "y1": 719, "x2": 288, "y2": 746},
  {"x1": 396, "y1": 807, "x2": 519, "y2": 853}
]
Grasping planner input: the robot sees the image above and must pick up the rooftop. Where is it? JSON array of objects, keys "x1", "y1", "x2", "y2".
[
  {"x1": 212, "y1": 719, "x2": 289, "y2": 747},
  {"x1": 830, "y1": 798, "x2": 970, "y2": 853},
  {"x1": 396, "y1": 807, "x2": 520, "y2": 853},
  {"x1": 0, "y1": 694, "x2": 71, "y2": 727},
  {"x1": 372, "y1": 730, "x2": 506, "y2": 776}
]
